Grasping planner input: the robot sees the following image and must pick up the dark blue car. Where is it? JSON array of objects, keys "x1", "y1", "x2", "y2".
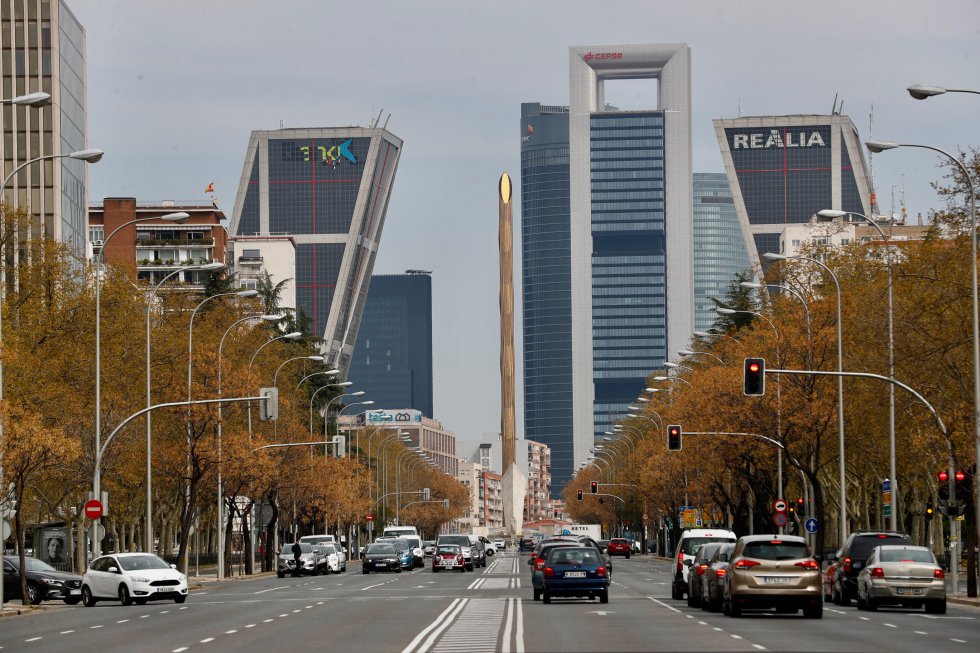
[{"x1": 540, "y1": 546, "x2": 610, "y2": 604}]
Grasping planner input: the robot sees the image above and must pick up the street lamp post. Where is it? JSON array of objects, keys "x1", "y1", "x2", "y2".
[
  {"x1": 308, "y1": 382, "x2": 354, "y2": 435},
  {"x1": 817, "y1": 209, "x2": 898, "y2": 530},
  {"x1": 335, "y1": 401, "x2": 374, "y2": 458},
  {"x1": 94, "y1": 207, "x2": 187, "y2": 561},
  {"x1": 763, "y1": 252, "x2": 846, "y2": 543},
  {"x1": 143, "y1": 261, "x2": 225, "y2": 553}
]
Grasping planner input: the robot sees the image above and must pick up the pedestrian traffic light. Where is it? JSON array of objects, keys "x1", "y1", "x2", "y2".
[
  {"x1": 667, "y1": 425, "x2": 682, "y2": 451},
  {"x1": 577, "y1": 489, "x2": 584, "y2": 501},
  {"x1": 925, "y1": 502, "x2": 934, "y2": 520},
  {"x1": 743, "y1": 358, "x2": 765, "y2": 396},
  {"x1": 554, "y1": 509, "x2": 559, "y2": 519},
  {"x1": 590, "y1": 480, "x2": 599, "y2": 494}
]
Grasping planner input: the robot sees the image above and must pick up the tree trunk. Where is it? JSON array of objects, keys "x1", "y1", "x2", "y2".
[
  {"x1": 224, "y1": 498, "x2": 236, "y2": 577},
  {"x1": 263, "y1": 492, "x2": 279, "y2": 572},
  {"x1": 14, "y1": 488, "x2": 29, "y2": 606},
  {"x1": 176, "y1": 474, "x2": 200, "y2": 575}
]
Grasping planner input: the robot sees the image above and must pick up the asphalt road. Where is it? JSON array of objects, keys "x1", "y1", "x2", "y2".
[{"x1": 2, "y1": 552, "x2": 979, "y2": 652}]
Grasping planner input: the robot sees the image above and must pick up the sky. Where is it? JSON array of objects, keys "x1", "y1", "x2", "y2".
[{"x1": 71, "y1": 0, "x2": 980, "y2": 456}]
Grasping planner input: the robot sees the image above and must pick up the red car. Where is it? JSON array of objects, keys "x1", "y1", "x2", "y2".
[
  {"x1": 607, "y1": 538, "x2": 632, "y2": 558},
  {"x1": 432, "y1": 544, "x2": 465, "y2": 572}
]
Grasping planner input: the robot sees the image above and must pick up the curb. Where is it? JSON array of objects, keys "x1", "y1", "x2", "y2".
[
  {"x1": 0, "y1": 605, "x2": 44, "y2": 619},
  {"x1": 948, "y1": 596, "x2": 980, "y2": 608}
]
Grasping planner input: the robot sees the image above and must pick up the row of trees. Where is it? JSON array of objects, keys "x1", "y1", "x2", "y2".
[
  {"x1": 564, "y1": 150, "x2": 980, "y2": 596},
  {"x1": 0, "y1": 206, "x2": 467, "y2": 603}
]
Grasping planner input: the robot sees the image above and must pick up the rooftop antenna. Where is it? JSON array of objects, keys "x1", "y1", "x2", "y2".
[
  {"x1": 372, "y1": 108, "x2": 383, "y2": 129},
  {"x1": 900, "y1": 173, "x2": 907, "y2": 224},
  {"x1": 280, "y1": 119, "x2": 285, "y2": 129},
  {"x1": 383, "y1": 113, "x2": 391, "y2": 129},
  {"x1": 831, "y1": 92, "x2": 839, "y2": 115}
]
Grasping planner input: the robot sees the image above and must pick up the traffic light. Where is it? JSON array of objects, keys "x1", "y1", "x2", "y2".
[
  {"x1": 743, "y1": 358, "x2": 766, "y2": 396},
  {"x1": 954, "y1": 469, "x2": 972, "y2": 515},
  {"x1": 925, "y1": 502, "x2": 934, "y2": 521},
  {"x1": 259, "y1": 387, "x2": 279, "y2": 421},
  {"x1": 590, "y1": 480, "x2": 599, "y2": 494},
  {"x1": 577, "y1": 489, "x2": 584, "y2": 501},
  {"x1": 553, "y1": 509, "x2": 559, "y2": 519},
  {"x1": 667, "y1": 425, "x2": 682, "y2": 451},
  {"x1": 787, "y1": 501, "x2": 796, "y2": 516},
  {"x1": 796, "y1": 497, "x2": 805, "y2": 510}
]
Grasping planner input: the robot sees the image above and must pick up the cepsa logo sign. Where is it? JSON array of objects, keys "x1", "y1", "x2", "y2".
[{"x1": 582, "y1": 51, "x2": 623, "y2": 63}]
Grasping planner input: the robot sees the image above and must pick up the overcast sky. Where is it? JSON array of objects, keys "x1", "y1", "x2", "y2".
[{"x1": 72, "y1": 0, "x2": 980, "y2": 454}]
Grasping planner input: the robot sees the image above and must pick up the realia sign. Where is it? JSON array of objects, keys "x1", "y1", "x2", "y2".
[{"x1": 732, "y1": 129, "x2": 827, "y2": 150}]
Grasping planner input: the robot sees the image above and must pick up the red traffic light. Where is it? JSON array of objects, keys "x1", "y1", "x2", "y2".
[
  {"x1": 955, "y1": 470, "x2": 966, "y2": 482},
  {"x1": 938, "y1": 470, "x2": 949, "y2": 482},
  {"x1": 796, "y1": 497, "x2": 805, "y2": 505},
  {"x1": 590, "y1": 480, "x2": 599, "y2": 494},
  {"x1": 749, "y1": 362, "x2": 760, "y2": 373}
]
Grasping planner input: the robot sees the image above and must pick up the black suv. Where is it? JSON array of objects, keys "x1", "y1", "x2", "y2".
[{"x1": 830, "y1": 531, "x2": 913, "y2": 605}]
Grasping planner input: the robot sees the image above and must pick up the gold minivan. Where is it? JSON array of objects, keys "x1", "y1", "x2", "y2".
[{"x1": 723, "y1": 534, "x2": 822, "y2": 618}]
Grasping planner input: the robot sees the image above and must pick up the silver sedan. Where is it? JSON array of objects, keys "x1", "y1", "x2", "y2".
[{"x1": 856, "y1": 545, "x2": 945, "y2": 613}]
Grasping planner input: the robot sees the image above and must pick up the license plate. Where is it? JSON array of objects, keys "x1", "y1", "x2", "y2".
[
  {"x1": 70, "y1": 589, "x2": 81, "y2": 595},
  {"x1": 762, "y1": 576, "x2": 792, "y2": 585},
  {"x1": 438, "y1": 560, "x2": 451, "y2": 566},
  {"x1": 896, "y1": 587, "x2": 922, "y2": 596},
  {"x1": 564, "y1": 571, "x2": 586, "y2": 578}
]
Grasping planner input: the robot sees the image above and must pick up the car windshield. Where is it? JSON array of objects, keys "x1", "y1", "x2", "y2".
[
  {"x1": 321, "y1": 544, "x2": 337, "y2": 553},
  {"x1": 680, "y1": 536, "x2": 736, "y2": 556},
  {"x1": 117, "y1": 555, "x2": 172, "y2": 571},
  {"x1": 440, "y1": 536, "x2": 470, "y2": 547},
  {"x1": 548, "y1": 548, "x2": 599, "y2": 565},
  {"x1": 880, "y1": 548, "x2": 934, "y2": 563},
  {"x1": 743, "y1": 541, "x2": 810, "y2": 561},
  {"x1": 851, "y1": 535, "x2": 911, "y2": 560},
  {"x1": 368, "y1": 544, "x2": 396, "y2": 554},
  {"x1": 12, "y1": 558, "x2": 57, "y2": 572},
  {"x1": 301, "y1": 536, "x2": 332, "y2": 545},
  {"x1": 437, "y1": 546, "x2": 460, "y2": 555},
  {"x1": 281, "y1": 543, "x2": 313, "y2": 554}
]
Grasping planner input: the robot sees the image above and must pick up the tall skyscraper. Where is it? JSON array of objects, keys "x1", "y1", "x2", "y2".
[
  {"x1": 522, "y1": 44, "x2": 693, "y2": 494},
  {"x1": 1, "y1": 0, "x2": 89, "y2": 261},
  {"x1": 229, "y1": 127, "x2": 402, "y2": 376},
  {"x1": 693, "y1": 173, "x2": 750, "y2": 331},
  {"x1": 713, "y1": 115, "x2": 872, "y2": 266},
  {"x1": 348, "y1": 271, "x2": 433, "y2": 417}
]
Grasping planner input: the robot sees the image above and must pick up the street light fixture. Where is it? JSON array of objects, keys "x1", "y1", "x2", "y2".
[
  {"x1": 907, "y1": 84, "x2": 980, "y2": 100},
  {"x1": 1, "y1": 91, "x2": 51, "y2": 106}
]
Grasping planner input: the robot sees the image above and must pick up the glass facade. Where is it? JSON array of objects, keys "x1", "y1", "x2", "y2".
[
  {"x1": 57, "y1": 1, "x2": 86, "y2": 258},
  {"x1": 693, "y1": 173, "x2": 750, "y2": 331},
  {"x1": 348, "y1": 274, "x2": 434, "y2": 417},
  {"x1": 590, "y1": 112, "x2": 666, "y2": 442},
  {"x1": 521, "y1": 103, "x2": 574, "y2": 492}
]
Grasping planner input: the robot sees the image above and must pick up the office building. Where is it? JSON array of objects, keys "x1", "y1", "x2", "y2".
[
  {"x1": 693, "y1": 173, "x2": 751, "y2": 331},
  {"x1": 88, "y1": 198, "x2": 226, "y2": 287},
  {"x1": 229, "y1": 235, "x2": 297, "y2": 312},
  {"x1": 348, "y1": 272, "x2": 433, "y2": 417},
  {"x1": 1, "y1": 0, "x2": 89, "y2": 261},
  {"x1": 228, "y1": 126, "x2": 402, "y2": 376},
  {"x1": 522, "y1": 43, "x2": 692, "y2": 494},
  {"x1": 713, "y1": 114, "x2": 872, "y2": 267},
  {"x1": 341, "y1": 409, "x2": 457, "y2": 477}
]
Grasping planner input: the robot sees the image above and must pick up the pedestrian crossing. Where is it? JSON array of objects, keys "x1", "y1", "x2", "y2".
[{"x1": 430, "y1": 599, "x2": 508, "y2": 653}]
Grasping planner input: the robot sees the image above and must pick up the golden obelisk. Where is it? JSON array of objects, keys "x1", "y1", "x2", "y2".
[{"x1": 499, "y1": 172, "x2": 525, "y2": 537}]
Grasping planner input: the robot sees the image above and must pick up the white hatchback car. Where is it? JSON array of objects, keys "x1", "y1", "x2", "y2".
[
  {"x1": 82, "y1": 553, "x2": 188, "y2": 606},
  {"x1": 672, "y1": 529, "x2": 738, "y2": 600}
]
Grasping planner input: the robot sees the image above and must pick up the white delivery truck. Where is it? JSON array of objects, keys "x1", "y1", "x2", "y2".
[{"x1": 567, "y1": 524, "x2": 602, "y2": 541}]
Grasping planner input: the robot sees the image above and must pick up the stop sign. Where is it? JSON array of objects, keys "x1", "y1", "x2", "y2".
[
  {"x1": 365, "y1": 513, "x2": 374, "y2": 522},
  {"x1": 84, "y1": 499, "x2": 104, "y2": 520}
]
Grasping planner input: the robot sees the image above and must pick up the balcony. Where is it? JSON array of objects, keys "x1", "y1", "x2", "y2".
[
  {"x1": 137, "y1": 237, "x2": 215, "y2": 247},
  {"x1": 238, "y1": 254, "x2": 264, "y2": 265}
]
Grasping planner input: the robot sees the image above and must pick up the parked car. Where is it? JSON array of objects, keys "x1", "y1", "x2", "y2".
[
  {"x1": 479, "y1": 535, "x2": 497, "y2": 557},
  {"x1": 423, "y1": 541, "x2": 436, "y2": 557},
  {"x1": 700, "y1": 543, "x2": 735, "y2": 613},
  {"x1": 530, "y1": 541, "x2": 581, "y2": 601},
  {"x1": 829, "y1": 531, "x2": 913, "y2": 605},
  {"x1": 723, "y1": 535, "x2": 822, "y2": 619},
  {"x1": 362, "y1": 542, "x2": 402, "y2": 574},
  {"x1": 437, "y1": 534, "x2": 475, "y2": 571},
  {"x1": 686, "y1": 542, "x2": 723, "y2": 609},
  {"x1": 318, "y1": 542, "x2": 347, "y2": 574},
  {"x1": 432, "y1": 544, "x2": 465, "y2": 572},
  {"x1": 538, "y1": 545, "x2": 610, "y2": 604},
  {"x1": 822, "y1": 555, "x2": 839, "y2": 602},
  {"x1": 2, "y1": 555, "x2": 83, "y2": 605},
  {"x1": 606, "y1": 538, "x2": 632, "y2": 558},
  {"x1": 856, "y1": 545, "x2": 946, "y2": 613},
  {"x1": 672, "y1": 528, "x2": 738, "y2": 600},
  {"x1": 494, "y1": 538, "x2": 506, "y2": 551},
  {"x1": 82, "y1": 553, "x2": 188, "y2": 606},
  {"x1": 277, "y1": 542, "x2": 322, "y2": 577}
]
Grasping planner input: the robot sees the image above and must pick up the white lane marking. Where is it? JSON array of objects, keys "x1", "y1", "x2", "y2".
[
  {"x1": 362, "y1": 582, "x2": 386, "y2": 591},
  {"x1": 116, "y1": 619, "x2": 129, "y2": 623},
  {"x1": 829, "y1": 609, "x2": 846, "y2": 614},
  {"x1": 263, "y1": 619, "x2": 274, "y2": 623},
  {"x1": 245, "y1": 624, "x2": 256, "y2": 628},
  {"x1": 752, "y1": 646, "x2": 766, "y2": 651},
  {"x1": 254, "y1": 586, "x2": 286, "y2": 594},
  {"x1": 225, "y1": 630, "x2": 237, "y2": 634},
  {"x1": 698, "y1": 620, "x2": 707, "y2": 625},
  {"x1": 316, "y1": 601, "x2": 324, "y2": 605},
  {"x1": 859, "y1": 616, "x2": 870, "y2": 621},
  {"x1": 60, "y1": 630, "x2": 75, "y2": 634},
  {"x1": 179, "y1": 606, "x2": 188, "y2": 610},
  {"x1": 140, "y1": 615, "x2": 150, "y2": 619},
  {"x1": 200, "y1": 637, "x2": 214, "y2": 643},
  {"x1": 90, "y1": 625, "x2": 103, "y2": 629},
  {"x1": 713, "y1": 627, "x2": 723, "y2": 631},
  {"x1": 172, "y1": 648, "x2": 188, "y2": 653},
  {"x1": 400, "y1": 598, "x2": 466, "y2": 653},
  {"x1": 884, "y1": 623, "x2": 897, "y2": 628},
  {"x1": 305, "y1": 605, "x2": 312, "y2": 609},
  {"x1": 731, "y1": 634, "x2": 743, "y2": 640},
  {"x1": 951, "y1": 639, "x2": 967, "y2": 644},
  {"x1": 502, "y1": 597, "x2": 513, "y2": 653},
  {"x1": 278, "y1": 614, "x2": 288, "y2": 618},
  {"x1": 515, "y1": 596, "x2": 525, "y2": 653},
  {"x1": 915, "y1": 631, "x2": 928, "y2": 635},
  {"x1": 292, "y1": 609, "x2": 301, "y2": 613},
  {"x1": 160, "y1": 610, "x2": 170, "y2": 614},
  {"x1": 647, "y1": 596, "x2": 681, "y2": 613},
  {"x1": 25, "y1": 637, "x2": 42, "y2": 642}
]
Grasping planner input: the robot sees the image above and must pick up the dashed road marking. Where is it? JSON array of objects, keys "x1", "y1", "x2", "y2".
[
  {"x1": 884, "y1": 623, "x2": 897, "y2": 628},
  {"x1": 200, "y1": 637, "x2": 214, "y2": 643},
  {"x1": 263, "y1": 619, "x2": 274, "y2": 623},
  {"x1": 915, "y1": 631, "x2": 928, "y2": 635},
  {"x1": 951, "y1": 639, "x2": 967, "y2": 644},
  {"x1": 859, "y1": 616, "x2": 870, "y2": 621},
  {"x1": 225, "y1": 630, "x2": 237, "y2": 634},
  {"x1": 116, "y1": 619, "x2": 129, "y2": 623},
  {"x1": 90, "y1": 625, "x2": 103, "y2": 629},
  {"x1": 245, "y1": 624, "x2": 256, "y2": 628},
  {"x1": 60, "y1": 630, "x2": 74, "y2": 634},
  {"x1": 25, "y1": 637, "x2": 42, "y2": 642},
  {"x1": 140, "y1": 615, "x2": 150, "y2": 619},
  {"x1": 172, "y1": 648, "x2": 188, "y2": 652},
  {"x1": 731, "y1": 634, "x2": 743, "y2": 640},
  {"x1": 278, "y1": 613, "x2": 288, "y2": 617}
]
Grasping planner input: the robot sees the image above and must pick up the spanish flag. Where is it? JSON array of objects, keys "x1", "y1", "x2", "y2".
[{"x1": 205, "y1": 182, "x2": 214, "y2": 194}]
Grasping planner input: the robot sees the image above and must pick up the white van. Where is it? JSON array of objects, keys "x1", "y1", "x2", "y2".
[
  {"x1": 671, "y1": 528, "x2": 737, "y2": 600},
  {"x1": 381, "y1": 526, "x2": 419, "y2": 539}
]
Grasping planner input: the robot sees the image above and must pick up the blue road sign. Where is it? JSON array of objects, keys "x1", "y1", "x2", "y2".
[
  {"x1": 561, "y1": 529, "x2": 571, "y2": 536},
  {"x1": 804, "y1": 517, "x2": 818, "y2": 534},
  {"x1": 882, "y1": 479, "x2": 891, "y2": 492}
]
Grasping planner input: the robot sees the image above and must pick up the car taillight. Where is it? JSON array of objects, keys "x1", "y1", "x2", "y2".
[
  {"x1": 794, "y1": 560, "x2": 819, "y2": 570},
  {"x1": 544, "y1": 567, "x2": 554, "y2": 578},
  {"x1": 677, "y1": 554, "x2": 684, "y2": 572},
  {"x1": 597, "y1": 566, "x2": 607, "y2": 577},
  {"x1": 697, "y1": 564, "x2": 708, "y2": 575},
  {"x1": 716, "y1": 569, "x2": 726, "y2": 578},
  {"x1": 870, "y1": 567, "x2": 885, "y2": 578},
  {"x1": 734, "y1": 559, "x2": 759, "y2": 570},
  {"x1": 842, "y1": 556, "x2": 852, "y2": 572},
  {"x1": 535, "y1": 558, "x2": 545, "y2": 570},
  {"x1": 934, "y1": 569, "x2": 945, "y2": 579}
]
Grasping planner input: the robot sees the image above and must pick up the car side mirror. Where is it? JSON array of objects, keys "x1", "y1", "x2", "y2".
[
  {"x1": 171, "y1": 564, "x2": 177, "y2": 569},
  {"x1": 107, "y1": 566, "x2": 119, "y2": 574}
]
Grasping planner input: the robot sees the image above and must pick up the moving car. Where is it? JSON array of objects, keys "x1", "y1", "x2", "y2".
[
  {"x1": 686, "y1": 542, "x2": 723, "y2": 609},
  {"x1": 829, "y1": 530, "x2": 913, "y2": 605},
  {"x1": 423, "y1": 541, "x2": 436, "y2": 557},
  {"x1": 672, "y1": 528, "x2": 738, "y2": 600},
  {"x1": 437, "y1": 534, "x2": 476, "y2": 571},
  {"x1": 2, "y1": 555, "x2": 83, "y2": 605},
  {"x1": 700, "y1": 543, "x2": 735, "y2": 613},
  {"x1": 606, "y1": 538, "x2": 632, "y2": 558},
  {"x1": 494, "y1": 538, "x2": 506, "y2": 551},
  {"x1": 529, "y1": 540, "x2": 580, "y2": 600},
  {"x1": 856, "y1": 545, "x2": 946, "y2": 613},
  {"x1": 404, "y1": 535, "x2": 426, "y2": 568},
  {"x1": 377, "y1": 537, "x2": 415, "y2": 570},
  {"x1": 362, "y1": 542, "x2": 402, "y2": 574},
  {"x1": 277, "y1": 542, "x2": 321, "y2": 577},
  {"x1": 723, "y1": 535, "x2": 822, "y2": 619},
  {"x1": 82, "y1": 553, "x2": 188, "y2": 606},
  {"x1": 318, "y1": 542, "x2": 347, "y2": 574},
  {"x1": 538, "y1": 545, "x2": 610, "y2": 604},
  {"x1": 432, "y1": 544, "x2": 465, "y2": 572}
]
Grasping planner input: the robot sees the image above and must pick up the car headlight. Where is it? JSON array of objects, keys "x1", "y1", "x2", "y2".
[
  {"x1": 130, "y1": 577, "x2": 151, "y2": 584},
  {"x1": 41, "y1": 577, "x2": 63, "y2": 585},
  {"x1": 178, "y1": 575, "x2": 186, "y2": 582}
]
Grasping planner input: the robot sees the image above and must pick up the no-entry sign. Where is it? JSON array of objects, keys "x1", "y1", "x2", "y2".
[
  {"x1": 84, "y1": 499, "x2": 104, "y2": 520},
  {"x1": 365, "y1": 513, "x2": 374, "y2": 522}
]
